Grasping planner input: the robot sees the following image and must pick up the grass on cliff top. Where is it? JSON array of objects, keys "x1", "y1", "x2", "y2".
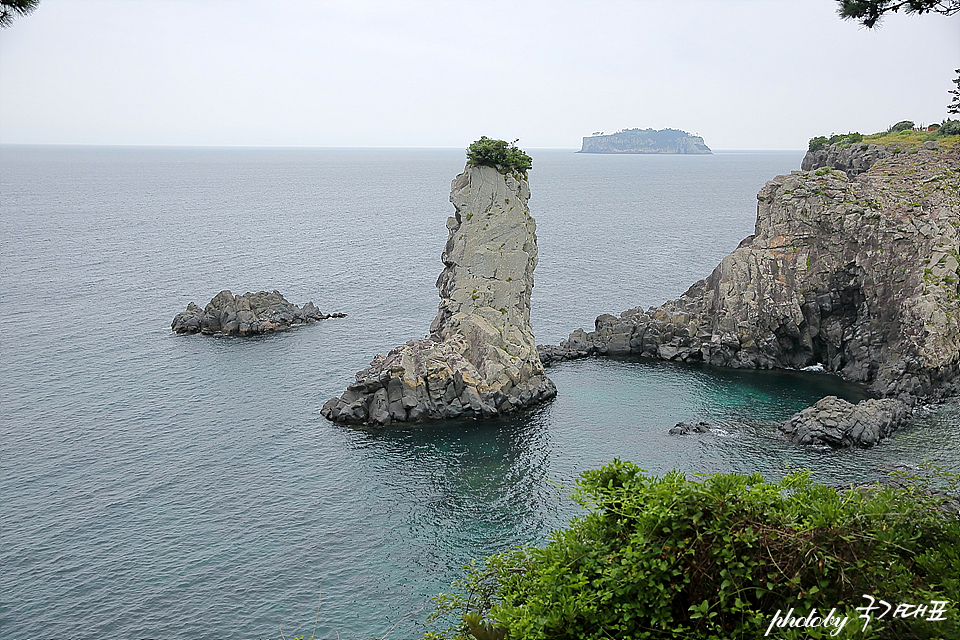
[
  {"x1": 809, "y1": 125, "x2": 960, "y2": 153},
  {"x1": 862, "y1": 128, "x2": 960, "y2": 151}
]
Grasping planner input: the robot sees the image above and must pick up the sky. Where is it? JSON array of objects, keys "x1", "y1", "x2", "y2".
[{"x1": 0, "y1": 0, "x2": 957, "y2": 150}]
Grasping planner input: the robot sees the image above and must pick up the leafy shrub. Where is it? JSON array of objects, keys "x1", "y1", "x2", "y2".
[
  {"x1": 466, "y1": 137, "x2": 532, "y2": 173},
  {"x1": 425, "y1": 460, "x2": 960, "y2": 640},
  {"x1": 844, "y1": 132, "x2": 864, "y2": 144},
  {"x1": 807, "y1": 132, "x2": 863, "y2": 152},
  {"x1": 937, "y1": 119, "x2": 960, "y2": 137},
  {"x1": 808, "y1": 136, "x2": 830, "y2": 152},
  {"x1": 889, "y1": 120, "x2": 915, "y2": 132}
]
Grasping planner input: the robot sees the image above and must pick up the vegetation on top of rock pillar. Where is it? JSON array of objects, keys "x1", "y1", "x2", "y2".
[{"x1": 466, "y1": 137, "x2": 533, "y2": 174}]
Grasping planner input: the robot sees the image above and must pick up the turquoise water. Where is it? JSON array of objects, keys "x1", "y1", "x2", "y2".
[{"x1": 1, "y1": 146, "x2": 957, "y2": 639}]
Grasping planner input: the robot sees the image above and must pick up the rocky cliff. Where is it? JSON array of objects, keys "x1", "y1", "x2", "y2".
[
  {"x1": 579, "y1": 128, "x2": 711, "y2": 154},
  {"x1": 322, "y1": 164, "x2": 556, "y2": 426},
  {"x1": 541, "y1": 143, "x2": 960, "y2": 443},
  {"x1": 800, "y1": 139, "x2": 943, "y2": 177}
]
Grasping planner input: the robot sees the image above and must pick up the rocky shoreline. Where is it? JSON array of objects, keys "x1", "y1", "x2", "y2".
[
  {"x1": 171, "y1": 290, "x2": 344, "y2": 336},
  {"x1": 539, "y1": 141, "x2": 960, "y2": 447}
]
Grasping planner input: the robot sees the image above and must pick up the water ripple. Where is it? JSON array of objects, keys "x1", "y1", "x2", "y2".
[{"x1": 2, "y1": 147, "x2": 955, "y2": 640}]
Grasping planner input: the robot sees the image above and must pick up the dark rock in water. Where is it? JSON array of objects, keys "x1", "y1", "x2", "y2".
[
  {"x1": 780, "y1": 395, "x2": 911, "y2": 447},
  {"x1": 669, "y1": 421, "x2": 712, "y2": 435},
  {"x1": 171, "y1": 290, "x2": 344, "y2": 336},
  {"x1": 321, "y1": 161, "x2": 556, "y2": 427}
]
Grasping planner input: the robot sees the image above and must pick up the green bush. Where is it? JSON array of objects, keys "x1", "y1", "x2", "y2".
[
  {"x1": 425, "y1": 460, "x2": 960, "y2": 640},
  {"x1": 937, "y1": 119, "x2": 960, "y2": 137},
  {"x1": 807, "y1": 132, "x2": 863, "y2": 152},
  {"x1": 466, "y1": 137, "x2": 532, "y2": 173},
  {"x1": 889, "y1": 120, "x2": 915, "y2": 133},
  {"x1": 808, "y1": 136, "x2": 830, "y2": 152}
]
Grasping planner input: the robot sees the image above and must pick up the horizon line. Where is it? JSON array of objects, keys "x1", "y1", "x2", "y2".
[{"x1": 0, "y1": 142, "x2": 805, "y2": 153}]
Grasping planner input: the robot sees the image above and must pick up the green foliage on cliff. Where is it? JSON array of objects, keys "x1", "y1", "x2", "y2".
[
  {"x1": 466, "y1": 137, "x2": 532, "y2": 173},
  {"x1": 808, "y1": 132, "x2": 863, "y2": 152},
  {"x1": 809, "y1": 122, "x2": 960, "y2": 152},
  {"x1": 889, "y1": 120, "x2": 916, "y2": 133},
  {"x1": 939, "y1": 119, "x2": 960, "y2": 136},
  {"x1": 423, "y1": 460, "x2": 960, "y2": 640}
]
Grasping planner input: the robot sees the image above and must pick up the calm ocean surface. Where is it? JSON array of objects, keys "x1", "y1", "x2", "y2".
[{"x1": 2, "y1": 146, "x2": 958, "y2": 640}]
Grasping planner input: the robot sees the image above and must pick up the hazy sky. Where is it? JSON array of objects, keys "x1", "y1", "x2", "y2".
[{"x1": 1, "y1": 0, "x2": 957, "y2": 149}]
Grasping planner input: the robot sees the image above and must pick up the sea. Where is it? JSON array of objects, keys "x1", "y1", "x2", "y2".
[{"x1": 2, "y1": 145, "x2": 958, "y2": 640}]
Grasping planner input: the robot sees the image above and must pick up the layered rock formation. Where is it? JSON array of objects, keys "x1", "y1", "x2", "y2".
[
  {"x1": 541, "y1": 143, "x2": 960, "y2": 444},
  {"x1": 800, "y1": 139, "x2": 941, "y2": 177},
  {"x1": 321, "y1": 164, "x2": 556, "y2": 426},
  {"x1": 579, "y1": 128, "x2": 711, "y2": 154},
  {"x1": 171, "y1": 290, "x2": 343, "y2": 335}
]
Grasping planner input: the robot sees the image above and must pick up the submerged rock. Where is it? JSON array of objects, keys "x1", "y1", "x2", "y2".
[
  {"x1": 321, "y1": 162, "x2": 556, "y2": 426},
  {"x1": 780, "y1": 396, "x2": 911, "y2": 447},
  {"x1": 669, "y1": 421, "x2": 712, "y2": 435},
  {"x1": 171, "y1": 290, "x2": 344, "y2": 336}
]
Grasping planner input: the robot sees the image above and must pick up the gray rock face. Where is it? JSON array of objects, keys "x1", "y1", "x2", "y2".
[
  {"x1": 801, "y1": 142, "x2": 895, "y2": 176},
  {"x1": 780, "y1": 396, "x2": 911, "y2": 447},
  {"x1": 171, "y1": 290, "x2": 343, "y2": 335},
  {"x1": 321, "y1": 164, "x2": 556, "y2": 426},
  {"x1": 541, "y1": 145, "x2": 960, "y2": 412}
]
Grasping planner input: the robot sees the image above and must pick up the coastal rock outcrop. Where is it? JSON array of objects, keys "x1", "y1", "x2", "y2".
[
  {"x1": 780, "y1": 396, "x2": 911, "y2": 447},
  {"x1": 540, "y1": 143, "x2": 959, "y2": 444},
  {"x1": 171, "y1": 290, "x2": 343, "y2": 335},
  {"x1": 321, "y1": 163, "x2": 556, "y2": 426},
  {"x1": 800, "y1": 142, "x2": 894, "y2": 177}
]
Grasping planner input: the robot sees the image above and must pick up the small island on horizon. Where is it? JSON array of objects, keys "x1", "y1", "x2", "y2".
[{"x1": 579, "y1": 127, "x2": 712, "y2": 154}]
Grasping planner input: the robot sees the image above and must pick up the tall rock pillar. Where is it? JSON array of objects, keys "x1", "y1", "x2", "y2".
[{"x1": 321, "y1": 163, "x2": 556, "y2": 426}]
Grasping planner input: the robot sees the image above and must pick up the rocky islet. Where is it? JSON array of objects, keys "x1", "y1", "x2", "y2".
[
  {"x1": 171, "y1": 289, "x2": 344, "y2": 336},
  {"x1": 579, "y1": 127, "x2": 711, "y2": 154}
]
